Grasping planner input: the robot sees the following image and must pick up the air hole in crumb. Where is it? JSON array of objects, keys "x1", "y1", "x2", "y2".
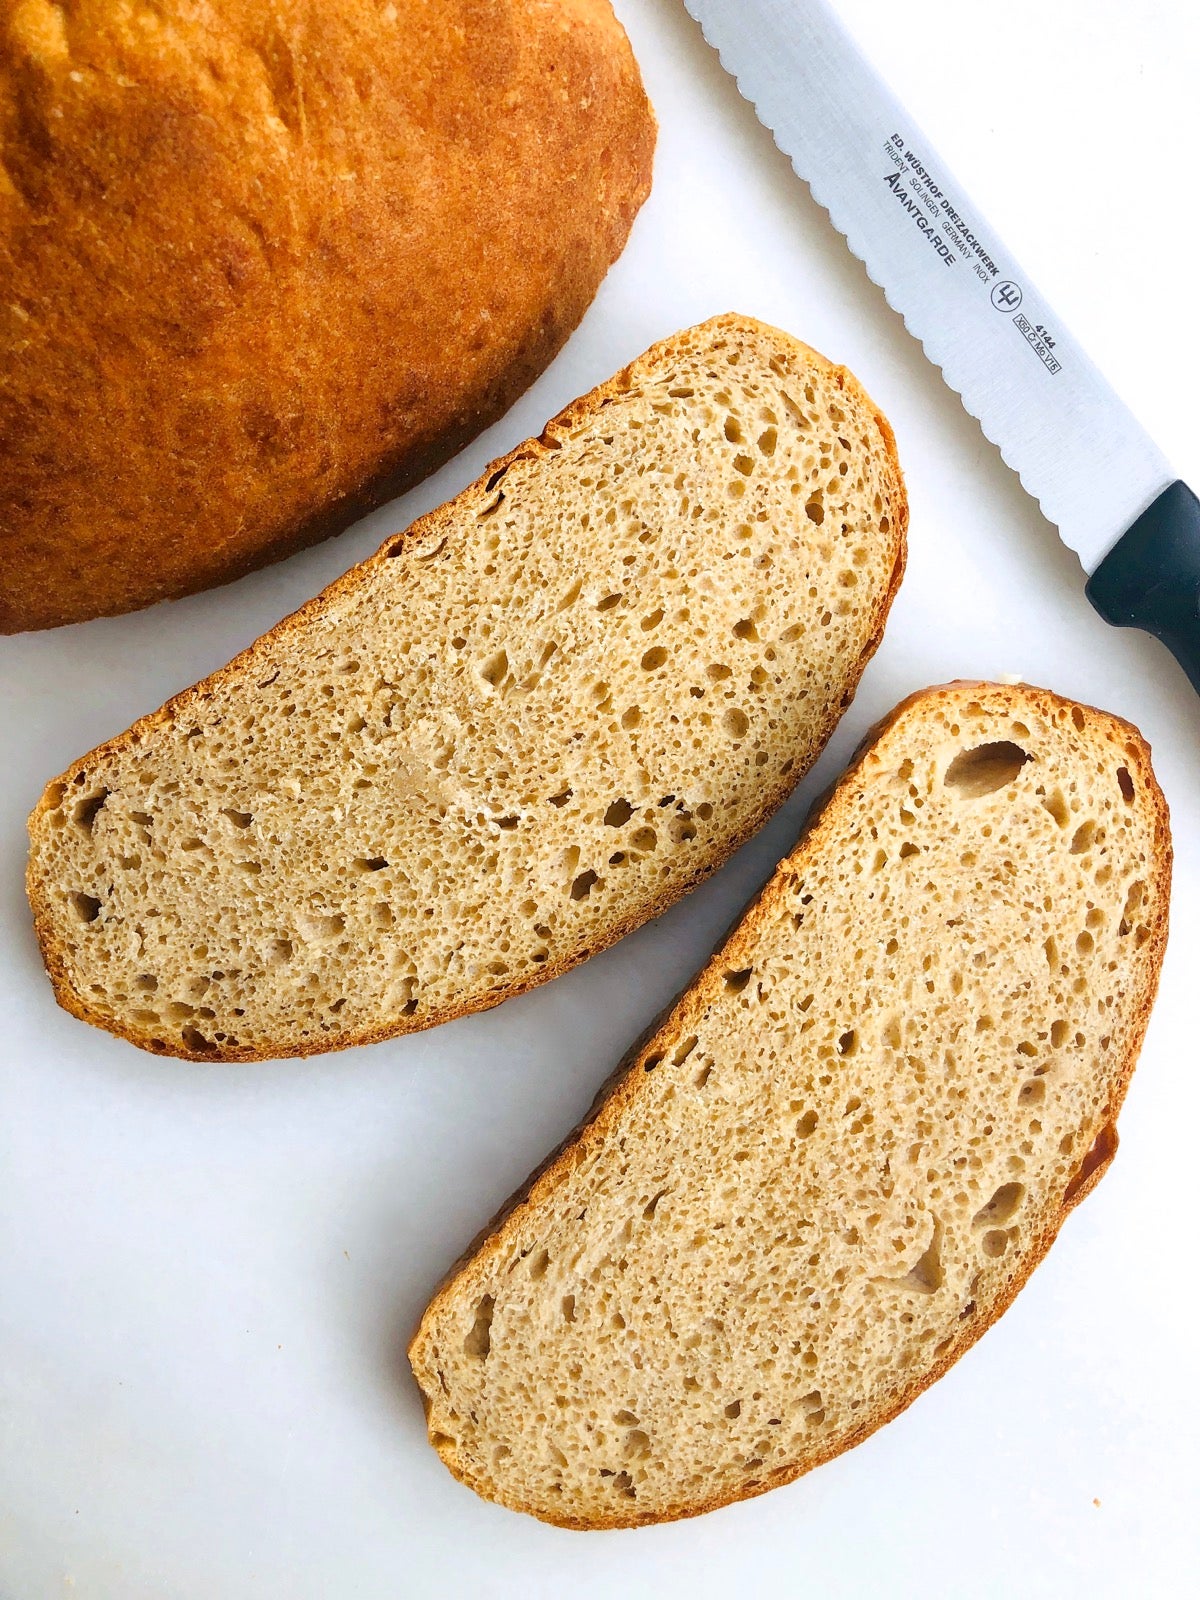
[
  {"x1": 640, "y1": 607, "x2": 664, "y2": 632},
  {"x1": 571, "y1": 870, "x2": 599, "y2": 901},
  {"x1": 69, "y1": 891, "x2": 102, "y2": 923},
  {"x1": 643, "y1": 1052, "x2": 664, "y2": 1073},
  {"x1": 73, "y1": 791, "x2": 109, "y2": 832},
  {"x1": 725, "y1": 968, "x2": 752, "y2": 994},
  {"x1": 880, "y1": 1219, "x2": 943, "y2": 1293},
  {"x1": 643, "y1": 1189, "x2": 669, "y2": 1219},
  {"x1": 973, "y1": 1182, "x2": 1025, "y2": 1228},
  {"x1": 604, "y1": 799, "x2": 633, "y2": 827},
  {"x1": 561, "y1": 1295, "x2": 575, "y2": 1323},
  {"x1": 354, "y1": 857, "x2": 388, "y2": 872},
  {"x1": 982, "y1": 1230, "x2": 1009, "y2": 1258},
  {"x1": 944, "y1": 742, "x2": 1030, "y2": 797},
  {"x1": 641, "y1": 646, "x2": 668, "y2": 671},
  {"x1": 725, "y1": 1399, "x2": 742, "y2": 1419},
  {"x1": 837, "y1": 1029, "x2": 858, "y2": 1057},
  {"x1": 180, "y1": 1026, "x2": 216, "y2": 1055},
  {"x1": 1041, "y1": 788, "x2": 1070, "y2": 827},
  {"x1": 479, "y1": 650, "x2": 509, "y2": 689},
  {"x1": 548, "y1": 789, "x2": 572, "y2": 808},
  {"x1": 797, "y1": 1110, "x2": 818, "y2": 1138},
  {"x1": 1119, "y1": 879, "x2": 1145, "y2": 936},
  {"x1": 463, "y1": 1295, "x2": 495, "y2": 1359},
  {"x1": 528, "y1": 1249, "x2": 550, "y2": 1280},
  {"x1": 631, "y1": 827, "x2": 657, "y2": 853},
  {"x1": 1070, "y1": 820, "x2": 1097, "y2": 855},
  {"x1": 672, "y1": 1035, "x2": 698, "y2": 1066},
  {"x1": 805, "y1": 498, "x2": 825, "y2": 525},
  {"x1": 220, "y1": 808, "x2": 253, "y2": 829},
  {"x1": 1117, "y1": 767, "x2": 1135, "y2": 803},
  {"x1": 723, "y1": 708, "x2": 750, "y2": 739}
]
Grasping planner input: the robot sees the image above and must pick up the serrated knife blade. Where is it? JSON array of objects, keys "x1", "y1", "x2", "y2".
[{"x1": 683, "y1": 0, "x2": 1200, "y2": 694}]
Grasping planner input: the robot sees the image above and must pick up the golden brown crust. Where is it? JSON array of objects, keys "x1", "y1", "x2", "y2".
[
  {"x1": 407, "y1": 680, "x2": 1171, "y2": 1529},
  {"x1": 0, "y1": 0, "x2": 654, "y2": 632},
  {"x1": 26, "y1": 313, "x2": 908, "y2": 1061}
]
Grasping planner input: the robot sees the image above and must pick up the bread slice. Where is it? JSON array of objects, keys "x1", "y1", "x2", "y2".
[
  {"x1": 409, "y1": 681, "x2": 1170, "y2": 1529},
  {"x1": 26, "y1": 315, "x2": 906, "y2": 1061},
  {"x1": 2, "y1": 0, "x2": 654, "y2": 631}
]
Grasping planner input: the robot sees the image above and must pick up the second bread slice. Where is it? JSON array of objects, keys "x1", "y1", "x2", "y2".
[
  {"x1": 409, "y1": 682, "x2": 1170, "y2": 1527},
  {"x1": 27, "y1": 315, "x2": 905, "y2": 1060}
]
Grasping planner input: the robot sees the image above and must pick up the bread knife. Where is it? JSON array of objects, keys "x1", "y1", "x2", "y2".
[{"x1": 683, "y1": 0, "x2": 1200, "y2": 694}]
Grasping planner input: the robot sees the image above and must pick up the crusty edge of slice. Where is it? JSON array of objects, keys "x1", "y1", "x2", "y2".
[
  {"x1": 26, "y1": 314, "x2": 908, "y2": 1062},
  {"x1": 407, "y1": 680, "x2": 1172, "y2": 1529}
]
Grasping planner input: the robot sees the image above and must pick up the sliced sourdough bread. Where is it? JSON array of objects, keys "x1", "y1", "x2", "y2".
[
  {"x1": 409, "y1": 681, "x2": 1171, "y2": 1529},
  {"x1": 26, "y1": 315, "x2": 906, "y2": 1061}
]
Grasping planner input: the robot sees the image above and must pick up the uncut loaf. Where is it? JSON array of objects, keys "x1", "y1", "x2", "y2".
[
  {"x1": 1, "y1": 0, "x2": 653, "y2": 631},
  {"x1": 27, "y1": 315, "x2": 907, "y2": 1060},
  {"x1": 410, "y1": 681, "x2": 1170, "y2": 1528}
]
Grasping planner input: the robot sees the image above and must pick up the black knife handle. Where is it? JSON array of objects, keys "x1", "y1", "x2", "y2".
[{"x1": 1086, "y1": 480, "x2": 1200, "y2": 695}]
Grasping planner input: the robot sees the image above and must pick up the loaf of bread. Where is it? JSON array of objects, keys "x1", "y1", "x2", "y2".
[
  {"x1": 0, "y1": 0, "x2": 653, "y2": 631},
  {"x1": 409, "y1": 681, "x2": 1170, "y2": 1528},
  {"x1": 26, "y1": 315, "x2": 906, "y2": 1060}
]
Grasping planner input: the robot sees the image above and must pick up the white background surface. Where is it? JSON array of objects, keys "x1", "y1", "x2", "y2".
[{"x1": 2, "y1": 2, "x2": 1198, "y2": 1594}]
